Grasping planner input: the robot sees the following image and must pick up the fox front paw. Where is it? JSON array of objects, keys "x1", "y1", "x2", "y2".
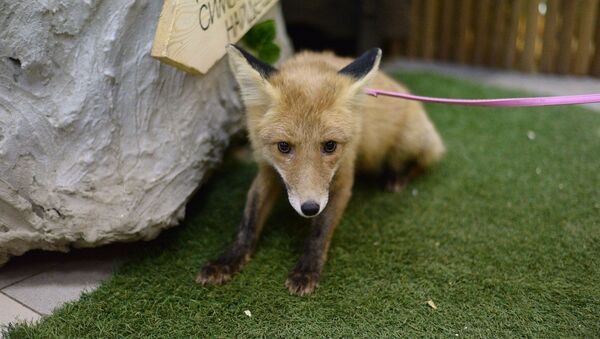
[
  {"x1": 196, "y1": 249, "x2": 251, "y2": 285},
  {"x1": 384, "y1": 177, "x2": 408, "y2": 193},
  {"x1": 285, "y1": 270, "x2": 320, "y2": 296},
  {"x1": 196, "y1": 262, "x2": 236, "y2": 285}
]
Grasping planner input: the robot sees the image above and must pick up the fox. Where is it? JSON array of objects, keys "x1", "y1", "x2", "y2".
[{"x1": 196, "y1": 45, "x2": 445, "y2": 296}]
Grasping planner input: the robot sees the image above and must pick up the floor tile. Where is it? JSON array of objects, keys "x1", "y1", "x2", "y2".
[
  {"x1": 0, "y1": 253, "x2": 61, "y2": 289},
  {"x1": 0, "y1": 293, "x2": 40, "y2": 327},
  {"x1": 2, "y1": 260, "x2": 115, "y2": 315}
]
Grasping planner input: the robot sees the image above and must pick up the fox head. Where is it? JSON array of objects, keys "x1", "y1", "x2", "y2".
[{"x1": 227, "y1": 45, "x2": 381, "y2": 218}]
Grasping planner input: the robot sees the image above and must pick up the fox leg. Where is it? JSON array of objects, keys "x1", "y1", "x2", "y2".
[
  {"x1": 197, "y1": 165, "x2": 280, "y2": 285},
  {"x1": 285, "y1": 165, "x2": 354, "y2": 296},
  {"x1": 384, "y1": 160, "x2": 424, "y2": 193},
  {"x1": 385, "y1": 111, "x2": 445, "y2": 193}
]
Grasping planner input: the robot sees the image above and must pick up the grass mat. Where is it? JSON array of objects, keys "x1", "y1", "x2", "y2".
[{"x1": 6, "y1": 73, "x2": 600, "y2": 338}]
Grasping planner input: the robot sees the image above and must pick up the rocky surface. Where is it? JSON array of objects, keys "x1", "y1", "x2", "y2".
[{"x1": 0, "y1": 0, "x2": 291, "y2": 265}]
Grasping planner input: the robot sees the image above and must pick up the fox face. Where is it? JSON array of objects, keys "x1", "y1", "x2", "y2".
[
  {"x1": 227, "y1": 45, "x2": 381, "y2": 217},
  {"x1": 259, "y1": 114, "x2": 347, "y2": 218}
]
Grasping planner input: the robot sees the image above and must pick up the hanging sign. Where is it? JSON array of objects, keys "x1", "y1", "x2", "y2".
[{"x1": 152, "y1": 0, "x2": 278, "y2": 74}]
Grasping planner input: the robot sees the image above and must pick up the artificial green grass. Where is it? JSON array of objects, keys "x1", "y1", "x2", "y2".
[{"x1": 6, "y1": 73, "x2": 600, "y2": 338}]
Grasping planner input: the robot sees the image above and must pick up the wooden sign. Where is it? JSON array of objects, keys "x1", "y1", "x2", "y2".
[{"x1": 152, "y1": 0, "x2": 278, "y2": 74}]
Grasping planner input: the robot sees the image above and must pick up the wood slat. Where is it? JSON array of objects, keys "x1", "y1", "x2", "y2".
[
  {"x1": 473, "y1": 0, "x2": 491, "y2": 64},
  {"x1": 573, "y1": 0, "x2": 599, "y2": 75},
  {"x1": 520, "y1": 0, "x2": 539, "y2": 72},
  {"x1": 454, "y1": 0, "x2": 473, "y2": 63},
  {"x1": 504, "y1": 0, "x2": 522, "y2": 69},
  {"x1": 592, "y1": 5, "x2": 600, "y2": 76},
  {"x1": 556, "y1": 0, "x2": 577, "y2": 74},
  {"x1": 389, "y1": 0, "x2": 599, "y2": 76},
  {"x1": 489, "y1": 0, "x2": 508, "y2": 67},
  {"x1": 422, "y1": 0, "x2": 439, "y2": 59},
  {"x1": 540, "y1": 0, "x2": 560, "y2": 73},
  {"x1": 407, "y1": 0, "x2": 422, "y2": 58},
  {"x1": 439, "y1": 0, "x2": 455, "y2": 60}
]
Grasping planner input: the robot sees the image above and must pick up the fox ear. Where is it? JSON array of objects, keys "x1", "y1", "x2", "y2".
[
  {"x1": 338, "y1": 48, "x2": 382, "y2": 93},
  {"x1": 227, "y1": 44, "x2": 278, "y2": 107}
]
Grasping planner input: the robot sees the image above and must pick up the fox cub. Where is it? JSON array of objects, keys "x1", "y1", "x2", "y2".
[{"x1": 197, "y1": 45, "x2": 445, "y2": 296}]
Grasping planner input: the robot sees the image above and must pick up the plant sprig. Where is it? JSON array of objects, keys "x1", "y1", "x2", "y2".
[{"x1": 242, "y1": 19, "x2": 281, "y2": 65}]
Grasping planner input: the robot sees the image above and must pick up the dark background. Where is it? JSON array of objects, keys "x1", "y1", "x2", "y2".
[{"x1": 281, "y1": 0, "x2": 411, "y2": 57}]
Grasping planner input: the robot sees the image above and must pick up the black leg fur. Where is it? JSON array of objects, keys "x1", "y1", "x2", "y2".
[
  {"x1": 196, "y1": 193, "x2": 258, "y2": 285},
  {"x1": 285, "y1": 169, "x2": 354, "y2": 296},
  {"x1": 384, "y1": 160, "x2": 424, "y2": 193},
  {"x1": 197, "y1": 166, "x2": 280, "y2": 285}
]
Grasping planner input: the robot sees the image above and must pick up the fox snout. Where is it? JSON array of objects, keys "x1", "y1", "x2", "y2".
[
  {"x1": 274, "y1": 161, "x2": 334, "y2": 219},
  {"x1": 300, "y1": 201, "x2": 320, "y2": 216},
  {"x1": 287, "y1": 191, "x2": 329, "y2": 218}
]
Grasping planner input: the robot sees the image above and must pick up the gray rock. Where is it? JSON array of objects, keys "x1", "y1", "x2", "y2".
[{"x1": 0, "y1": 0, "x2": 291, "y2": 265}]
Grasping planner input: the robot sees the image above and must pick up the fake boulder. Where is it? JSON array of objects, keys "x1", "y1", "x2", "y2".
[{"x1": 0, "y1": 0, "x2": 291, "y2": 265}]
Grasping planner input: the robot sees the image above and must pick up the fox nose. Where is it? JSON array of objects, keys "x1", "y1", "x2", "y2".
[{"x1": 301, "y1": 201, "x2": 320, "y2": 216}]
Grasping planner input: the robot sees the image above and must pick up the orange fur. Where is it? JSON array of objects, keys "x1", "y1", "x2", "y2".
[
  {"x1": 197, "y1": 46, "x2": 445, "y2": 295},
  {"x1": 234, "y1": 48, "x2": 444, "y2": 210}
]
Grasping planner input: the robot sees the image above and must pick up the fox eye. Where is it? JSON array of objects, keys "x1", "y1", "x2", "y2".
[
  {"x1": 277, "y1": 141, "x2": 291, "y2": 154},
  {"x1": 323, "y1": 140, "x2": 337, "y2": 153}
]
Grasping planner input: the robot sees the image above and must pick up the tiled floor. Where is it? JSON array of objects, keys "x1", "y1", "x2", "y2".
[
  {"x1": 0, "y1": 294, "x2": 40, "y2": 326},
  {"x1": 1, "y1": 59, "x2": 599, "y2": 332},
  {"x1": 0, "y1": 247, "x2": 125, "y2": 330}
]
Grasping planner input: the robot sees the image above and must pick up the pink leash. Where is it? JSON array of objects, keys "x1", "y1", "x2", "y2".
[{"x1": 365, "y1": 88, "x2": 600, "y2": 107}]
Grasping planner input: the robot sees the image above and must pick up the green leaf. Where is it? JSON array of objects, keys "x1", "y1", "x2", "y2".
[
  {"x1": 241, "y1": 19, "x2": 280, "y2": 65},
  {"x1": 242, "y1": 19, "x2": 276, "y2": 49},
  {"x1": 257, "y1": 42, "x2": 281, "y2": 65}
]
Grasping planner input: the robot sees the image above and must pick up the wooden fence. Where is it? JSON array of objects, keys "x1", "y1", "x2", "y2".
[{"x1": 388, "y1": 0, "x2": 600, "y2": 77}]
